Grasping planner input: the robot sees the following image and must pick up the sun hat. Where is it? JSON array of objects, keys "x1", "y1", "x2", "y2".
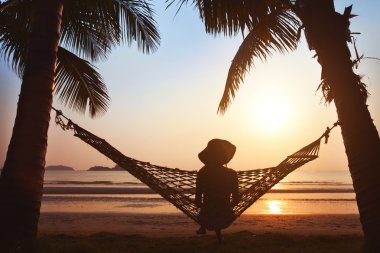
[{"x1": 198, "y1": 139, "x2": 236, "y2": 165}]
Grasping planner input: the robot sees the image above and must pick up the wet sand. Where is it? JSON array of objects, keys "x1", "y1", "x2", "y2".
[{"x1": 38, "y1": 212, "x2": 362, "y2": 237}]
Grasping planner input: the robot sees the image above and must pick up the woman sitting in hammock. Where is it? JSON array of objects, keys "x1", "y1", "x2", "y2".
[{"x1": 195, "y1": 139, "x2": 239, "y2": 242}]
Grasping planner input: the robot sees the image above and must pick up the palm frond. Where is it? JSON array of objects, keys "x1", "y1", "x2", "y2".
[
  {"x1": 169, "y1": 0, "x2": 295, "y2": 36},
  {"x1": 0, "y1": 0, "x2": 32, "y2": 76},
  {"x1": 116, "y1": 0, "x2": 160, "y2": 53},
  {"x1": 168, "y1": 0, "x2": 300, "y2": 113},
  {"x1": 60, "y1": 0, "x2": 119, "y2": 62},
  {"x1": 0, "y1": 21, "x2": 27, "y2": 76},
  {"x1": 218, "y1": 8, "x2": 300, "y2": 113},
  {"x1": 60, "y1": 0, "x2": 160, "y2": 61},
  {"x1": 55, "y1": 47, "x2": 110, "y2": 117}
]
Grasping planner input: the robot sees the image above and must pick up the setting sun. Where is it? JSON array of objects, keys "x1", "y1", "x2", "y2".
[{"x1": 252, "y1": 96, "x2": 289, "y2": 132}]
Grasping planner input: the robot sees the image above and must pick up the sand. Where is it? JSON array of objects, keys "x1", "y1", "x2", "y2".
[{"x1": 38, "y1": 212, "x2": 362, "y2": 237}]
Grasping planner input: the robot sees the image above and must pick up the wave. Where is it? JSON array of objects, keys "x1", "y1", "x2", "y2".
[
  {"x1": 43, "y1": 195, "x2": 165, "y2": 202},
  {"x1": 42, "y1": 195, "x2": 167, "y2": 208},
  {"x1": 280, "y1": 181, "x2": 351, "y2": 185},
  {"x1": 43, "y1": 186, "x2": 355, "y2": 195},
  {"x1": 260, "y1": 198, "x2": 356, "y2": 202},
  {"x1": 44, "y1": 181, "x2": 143, "y2": 185},
  {"x1": 44, "y1": 187, "x2": 155, "y2": 194},
  {"x1": 269, "y1": 188, "x2": 354, "y2": 193},
  {"x1": 44, "y1": 180, "x2": 350, "y2": 187}
]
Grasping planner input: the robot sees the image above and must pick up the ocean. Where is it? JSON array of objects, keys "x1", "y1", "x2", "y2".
[{"x1": 41, "y1": 170, "x2": 358, "y2": 215}]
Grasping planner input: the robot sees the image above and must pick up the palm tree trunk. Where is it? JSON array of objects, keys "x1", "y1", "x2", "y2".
[
  {"x1": 296, "y1": 0, "x2": 380, "y2": 251},
  {"x1": 0, "y1": 0, "x2": 63, "y2": 250}
]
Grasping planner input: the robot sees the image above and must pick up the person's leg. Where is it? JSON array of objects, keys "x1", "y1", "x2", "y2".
[
  {"x1": 196, "y1": 226, "x2": 206, "y2": 234},
  {"x1": 216, "y1": 229, "x2": 222, "y2": 244}
]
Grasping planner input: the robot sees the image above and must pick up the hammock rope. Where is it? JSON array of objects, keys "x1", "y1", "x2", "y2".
[{"x1": 52, "y1": 107, "x2": 339, "y2": 225}]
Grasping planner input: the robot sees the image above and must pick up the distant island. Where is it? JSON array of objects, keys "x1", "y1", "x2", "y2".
[
  {"x1": 46, "y1": 165, "x2": 75, "y2": 171},
  {"x1": 43, "y1": 164, "x2": 124, "y2": 171},
  {"x1": 88, "y1": 165, "x2": 124, "y2": 171},
  {"x1": 88, "y1": 166, "x2": 111, "y2": 171}
]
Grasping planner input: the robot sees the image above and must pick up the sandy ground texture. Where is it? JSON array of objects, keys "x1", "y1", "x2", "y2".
[{"x1": 38, "y1": 213, "x2": 362, "y2": 237}]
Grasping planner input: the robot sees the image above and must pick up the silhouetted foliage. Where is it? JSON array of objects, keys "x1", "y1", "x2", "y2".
[{"x1": 0, "y1": 0, "x2": 160, "y2": 117}]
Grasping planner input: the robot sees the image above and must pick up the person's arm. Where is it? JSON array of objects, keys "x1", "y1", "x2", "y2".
[
  {"x1": 195, "y1": 172, "x2": 203, "y2": 206},
  {"x1": 231, "y1": 172, "x2": 239, "y2": 206}
]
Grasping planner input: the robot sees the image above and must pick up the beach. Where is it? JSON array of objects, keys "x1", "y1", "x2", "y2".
[
  {"x1": 36, "y1": 213, "x2": 364, "y2": 253},
  {"x1": 39, "y1": 174, "x2": 362, "y2": 236},
  {"x1": 32, "y1": 170, "x2": 365, "y2": 252},
  {"x1": 38, "y1": 212, "x2": 362, "y2": 237}
]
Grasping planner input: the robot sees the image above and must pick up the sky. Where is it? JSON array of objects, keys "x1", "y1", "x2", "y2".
[{"x1": 1, "y1": 1, "x2": 379, "y2": 178}]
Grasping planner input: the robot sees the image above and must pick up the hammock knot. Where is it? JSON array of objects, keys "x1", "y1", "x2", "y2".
[
  {"x1": 333, "y1": 121, "x2": 340, "y2": 127},
  {"x1": 323, "y1": 127, "x2": 331, "y2": 144},
  {"x1": 55, "y1": 111, "x2": 74, "y2": 131},
  {"x1": 321, "y1": 121, "x2": 340, "y2": 144}
]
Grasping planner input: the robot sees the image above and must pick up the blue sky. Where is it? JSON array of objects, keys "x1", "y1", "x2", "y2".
[{"x1": 1, "y1": 1, "x2": 379, "y2": 177}]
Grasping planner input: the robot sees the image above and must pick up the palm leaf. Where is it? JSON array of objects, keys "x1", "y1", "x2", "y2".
[
  {"x1": 169, "y1": 0, "x2": 295, "y2": 36},
  {"x1": 60, "y1": 0, "x2": 160, "y2": 61},
  {"x1": 168, "y1": 0, "x2": 299, "y2": 113},
  {"x1": 60, "y1": 0, "x2": 120, "y2": 61},
  {"x1": 0, "y1": 18, "x2": 27, "y2": 76},
  {"x1": 1, "y1": 0, "x2": 158, "y2": 117},
  {"x1": 218, "y1": 8, "x2": 300, "y2": 113},
  {"x1": 2, "y1": 0, "x2": 160, "y2": 68},
  {"x1": 116, "y1": 0, "x2": 160, "y2": 53},
  {"x1": 0, "y1": 0, "x2": 32, "y2": 75},
  {"x1": 55, "y1": 47, "x2": 110, "y2": 117}
]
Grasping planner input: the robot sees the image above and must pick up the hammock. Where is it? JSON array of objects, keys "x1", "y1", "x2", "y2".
[{"x1": 53, "y1": 108, "x2": 339, "y2": 226}]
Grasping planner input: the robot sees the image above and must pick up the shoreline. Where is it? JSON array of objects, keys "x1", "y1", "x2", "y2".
[
  {"x1": 43, "y1": 186, "x2": 355, "y2": 194},
  {"x1": 38, "y1": 212, "x2": 362, "y2": 237}
]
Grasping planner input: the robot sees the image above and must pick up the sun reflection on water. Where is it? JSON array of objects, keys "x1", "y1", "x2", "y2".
[{"x1": 266, "y1": 200, "x2": 284, "y2": 214}]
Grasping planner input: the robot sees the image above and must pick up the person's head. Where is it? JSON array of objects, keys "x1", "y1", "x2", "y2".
[{"x1": 198, "y1": 139, "x2": 236, "y2": 166}]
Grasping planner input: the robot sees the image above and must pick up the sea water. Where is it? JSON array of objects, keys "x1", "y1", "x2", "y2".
[{"x1": 41, "y1": 170, "x2": 358, "y2": 215}]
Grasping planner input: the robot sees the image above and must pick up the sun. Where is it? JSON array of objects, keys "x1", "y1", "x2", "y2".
[{"x1": 252, "y1": 96, "x2": 289, "y2": 132}]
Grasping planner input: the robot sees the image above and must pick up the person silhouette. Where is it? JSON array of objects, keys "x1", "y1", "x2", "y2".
[{"x1": 195, "y1": 139, "x2": 239, "y2": 243}]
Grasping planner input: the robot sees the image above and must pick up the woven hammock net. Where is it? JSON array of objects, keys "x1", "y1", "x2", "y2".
[{"x1": 54, "y1": 110, "x2": 335, "y2": 226}]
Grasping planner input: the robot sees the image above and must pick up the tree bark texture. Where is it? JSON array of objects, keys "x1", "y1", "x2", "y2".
[
  {"x1": 0, "y1": 0, "x2": 63, "y2": 249},
  {"x1": 297, "y1": 0, "x2": 380, "y2": 251}
]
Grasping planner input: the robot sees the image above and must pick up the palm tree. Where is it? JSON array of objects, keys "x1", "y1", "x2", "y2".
[
  {"x1": 0, "y1": 0, "x2": 159, "y2": 249},
  {"x1": 172, "y1": 0, "x2": 380, "y2": 250}
]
